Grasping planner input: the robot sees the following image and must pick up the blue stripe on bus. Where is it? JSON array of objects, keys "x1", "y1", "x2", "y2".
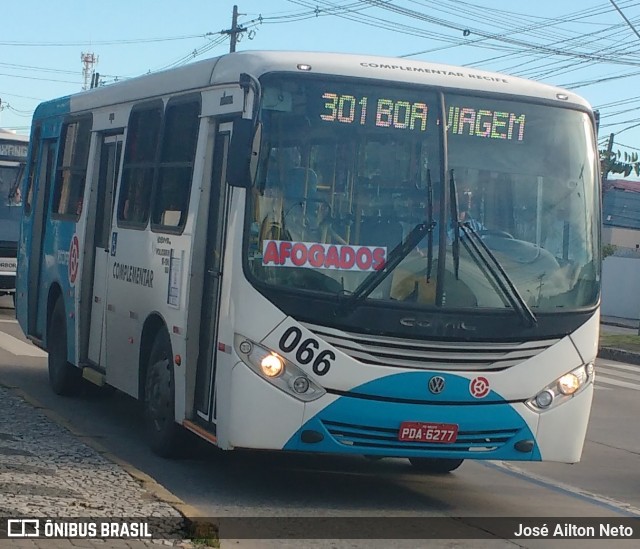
[
  {"x1": 284, "y1": 371, "x2": 540, "y2": 460},
  {"x1": 33, "y1": 97, "x2": 72, "y2": 120},
  {"x1": 326, "y1": 370, "x2": 507, "y2": 403}
]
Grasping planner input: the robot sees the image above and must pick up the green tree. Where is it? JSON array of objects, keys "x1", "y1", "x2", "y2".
[
  {"x1": 602, "y1": 244, "x2": 617, "y2": 259},
  {"x1": 600, "y1": 148, "x2": 640, "y2": 178}
]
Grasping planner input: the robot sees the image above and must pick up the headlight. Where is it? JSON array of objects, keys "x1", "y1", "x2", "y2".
[
  {"x1": 526, "y1": 363, "x2": 593, "y2": 411},
  {"x1": 534, "y1": 390, "x2": 554, "y2": 408},
  {"x1": 260, "y1": 353, "x2": 284, "y2": 377},
  {"x1": 558, "y1": 372, "x2": 580, "y2": 395},
  {"x1": 234, "y1": 334, "x2": 326, "y2": 402}
]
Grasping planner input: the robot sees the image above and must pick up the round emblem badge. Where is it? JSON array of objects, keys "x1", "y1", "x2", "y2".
[
  {"x1": 470, "y1": 376, "x2": 490, "y2": 398},
  {"x1": 69, "y1": 234, "x2": 80, "y2": 285},
  {"x1": 428, "y1": 376, "x2": 445, "y2": 394}
]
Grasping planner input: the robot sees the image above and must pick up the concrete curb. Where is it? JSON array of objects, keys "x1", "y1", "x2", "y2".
[{"x1": 598, "y1": 346, "x2": 640, "y2": 365}]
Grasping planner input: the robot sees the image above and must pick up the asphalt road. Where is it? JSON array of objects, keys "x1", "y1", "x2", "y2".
[{"x1": 1, "y1": 294, "x2": 639, "y2": 548}]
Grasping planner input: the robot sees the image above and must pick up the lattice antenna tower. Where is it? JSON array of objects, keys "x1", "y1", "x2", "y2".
[{"x1": 81, "y1": 52, "x2": 99, "y2": 91}]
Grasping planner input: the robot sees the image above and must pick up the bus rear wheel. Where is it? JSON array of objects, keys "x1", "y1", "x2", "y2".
[
  {"x1": 144, "y1": 329, "x2": 183, "y2": 457},
  {"x1": 408, "y1": 457, "x2": 464, "y2": 473},
  {"x1": 48, "y1": 298, "x2": 82, "y2": 396}
]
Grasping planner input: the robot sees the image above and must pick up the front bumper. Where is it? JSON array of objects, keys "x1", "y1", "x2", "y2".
[{"x1": 284, "y1": 394, "x2": 542, "y2": 461}]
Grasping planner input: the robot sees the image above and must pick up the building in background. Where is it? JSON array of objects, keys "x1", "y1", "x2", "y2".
[{"x1": 603, "y1": 178, "x2": 640, "y2": 250}]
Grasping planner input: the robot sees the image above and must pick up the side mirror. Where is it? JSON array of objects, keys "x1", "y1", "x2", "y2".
[{"x1": 227, "y1": 118, "x2": 261, "y2": 188}]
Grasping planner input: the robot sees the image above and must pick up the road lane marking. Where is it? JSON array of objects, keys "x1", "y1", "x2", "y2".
[
  {"x1": 597, "y1": 367, "x2": 640, "y2": 383},
  {"x1": 0, "y1": 332, "x2": 47, "y2": 357},
  {"x1": 596, "y1": 375, "x2": 640, "y2": 391},
  {"x1": 485, "y1": 461, "x2": 640, "y2": 517},
  {"x1": 0, "y1": 319, "x2": 18, "y2": 323},
  {"x1": 597, "y1": 361, "x2": 640, "y2": 373}
]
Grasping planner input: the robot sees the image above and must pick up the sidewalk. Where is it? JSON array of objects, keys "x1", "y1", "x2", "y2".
[
  {"x1": 600, "y1": 315, "x2": 640, "y2": 331},
  {"x1": 0, "y1": 384, "x2": 205, "y2": 548},
  {"x1": 599, "y1": 315, "x2": 640, "y2": 365}
]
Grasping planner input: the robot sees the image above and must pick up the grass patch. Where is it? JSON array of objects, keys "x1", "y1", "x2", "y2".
[
  {"x1": 600, "y1": 333, "x2": 640, "y2": 352},
  {"x1": 187, "y1": 520, "x2": 220, "y2": 548}
]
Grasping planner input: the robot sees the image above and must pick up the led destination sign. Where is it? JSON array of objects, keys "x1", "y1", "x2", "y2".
[
  {"x1": 318, "y1": 91, "x2": 526, "y2": 141},
  {"x1": 0, "y1": 143, "x2": 28, "y2": 161},
  {"x1": 447, "y1": 106, "x2": 525, "y2": 141},
  {"x1": 320, "y1": 92, "x2": 429, "y2": 131}
]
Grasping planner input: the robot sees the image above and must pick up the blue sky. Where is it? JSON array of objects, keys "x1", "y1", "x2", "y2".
[{"x1": 3, "y1": 0, "x2": 640, "y2": 174}]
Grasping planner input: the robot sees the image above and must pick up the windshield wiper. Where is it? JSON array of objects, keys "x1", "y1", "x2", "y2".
[
  {"x1": 449, "y1": 169, "x2": 461, "y2": 278},
  {"x1": 448, "y1": 169, "x2": 535, "y2": 327},
  {"x1": 335, "y1": 221, "x2": 434, "y2": 316},
  {"x1": 459, "y1": 222, "x2": 538, "y2": 327},
  {"x1": 425, "y1": 169, "x2": 434, "y2": 282}
]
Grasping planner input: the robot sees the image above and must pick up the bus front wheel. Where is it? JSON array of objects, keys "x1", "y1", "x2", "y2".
[
  {"x1": 48, "y1": 299, "x2": 81, "y2": 396},
  {"x1": 144, "y1": 329, "x2": 183, "y2": 457},
  {"x1": 408, "y1": 457, "x2": 464, "y2": 473}
]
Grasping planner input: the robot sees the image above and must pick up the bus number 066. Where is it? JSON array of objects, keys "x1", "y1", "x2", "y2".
[{"x1": 278, "y1": 326, "x2": 335, "y2": 376}]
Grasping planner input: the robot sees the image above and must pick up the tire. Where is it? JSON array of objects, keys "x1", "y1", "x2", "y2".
[
  {"x1": 144, "y1": 328, "x2": 183, "y2": 457},
  {"x1": 408, "y1": 457, "x2": 464, "y2": 474},
  {"x1": 47, "y1": 298, "x2": 82, "y2": 396}
]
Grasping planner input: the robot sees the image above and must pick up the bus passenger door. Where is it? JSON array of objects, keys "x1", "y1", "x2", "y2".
[
  {"x1": 87, "y1": 133, "x2": 123, "y2": 366},
  {"x1": 27, "y1": 140, "x2": 57, "y2": 338},
  {"x1": 194, "y1": 125, "x2": 230, "y2": 426}
]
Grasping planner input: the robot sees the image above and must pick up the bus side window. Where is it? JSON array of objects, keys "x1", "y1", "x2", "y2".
[
  {"x1": 51, "y1": 117, "x2": 91, "y2": 219},
  {"x1": 117, "y1": 104, "x2": 162, "y2": 227},
  {"x1": 151, "y1": 98, "x2": 200, "y2": 231},
  {"x1": 121, "y1": 171, "x2": 151, "y2": 223}
]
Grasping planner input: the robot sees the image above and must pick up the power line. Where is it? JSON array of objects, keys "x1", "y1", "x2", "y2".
[
  {"x1": 609, "y1": 0, "x2": 640, "y2": 42},
  {"x1": 5, "y1": 1, "x2": 640, "y2": 146},
  {"x1": 0, "y1": 34, "x2": 212, "y2": 47},
  {"x1": 616, "y1": 141, "x2": 640, "y2": 152}
]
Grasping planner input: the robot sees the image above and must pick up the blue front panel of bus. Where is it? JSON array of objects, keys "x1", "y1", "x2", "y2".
[{"x1": 284, "y1": 371, "x2": 541, "y2": 460}]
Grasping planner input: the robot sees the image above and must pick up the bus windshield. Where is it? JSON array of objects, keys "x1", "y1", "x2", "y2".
[{"x1": 245, "y1": 74, "x2": 599, "y2": 316}]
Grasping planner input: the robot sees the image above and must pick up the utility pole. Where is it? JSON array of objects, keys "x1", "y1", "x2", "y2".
[
  {"x1": 602, "y1": 132, "x2": 615, "y2": 184},
  {"x1": 223, "y1": 5, "x2": 246, "y2": 53}
]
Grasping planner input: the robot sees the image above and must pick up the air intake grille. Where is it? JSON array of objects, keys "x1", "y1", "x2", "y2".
[
  {"x1": 301, "y1": 323, "x2": 558, "y2": 371},
  {"x1": 323, "y1": 419, "x2": 520, "y2": 452}
]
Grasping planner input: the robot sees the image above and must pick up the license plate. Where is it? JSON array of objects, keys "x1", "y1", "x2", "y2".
[{"x1": 398, "y1": 422, "x2": 458, "y2": 443}]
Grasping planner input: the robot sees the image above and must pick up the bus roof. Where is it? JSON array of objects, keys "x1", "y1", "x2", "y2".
[{"x1": 35, "y1": 50, "x2": 592, "y2": 120}]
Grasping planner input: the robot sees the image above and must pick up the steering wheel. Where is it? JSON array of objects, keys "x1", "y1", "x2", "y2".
[
  {"x1": 259, "y1": 216, "x2": 291, "y2": 242},
  {"x1": 478, "y1": 229, "x2": 514, "y2": 239}
]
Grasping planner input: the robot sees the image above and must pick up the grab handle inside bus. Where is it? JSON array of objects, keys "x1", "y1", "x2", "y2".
[{"x1": 227, "y1": 118, "x2": 262, "y2": 188}]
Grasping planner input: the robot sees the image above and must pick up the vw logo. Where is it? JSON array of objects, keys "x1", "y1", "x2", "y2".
[{"x1": 428, "y1": 376, "x2": 445, "y2": 394}]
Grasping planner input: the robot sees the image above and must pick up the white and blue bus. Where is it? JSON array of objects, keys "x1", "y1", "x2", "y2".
[
  {"x1": 0, "y1": 129, "x2": 29, "y2": 305},
  {"x1": 16, "y1": 51, "x2": 600, "y2": 471}
]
